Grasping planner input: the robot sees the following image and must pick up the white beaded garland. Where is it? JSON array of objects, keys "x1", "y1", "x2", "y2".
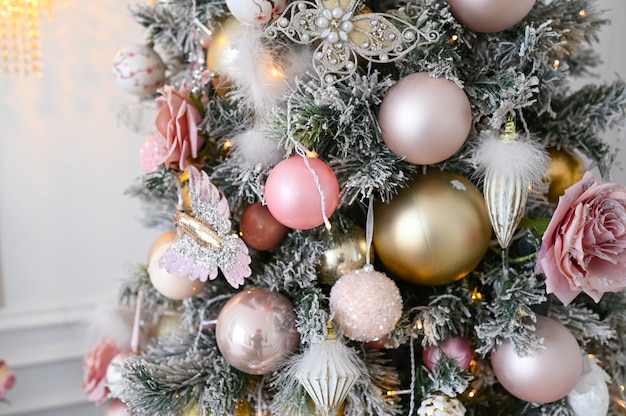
[{"x1": 329, "y1": 266, "x2": 403, "y2": 342}]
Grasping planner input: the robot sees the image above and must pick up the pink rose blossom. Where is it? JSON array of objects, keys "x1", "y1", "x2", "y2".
[
  {"x1": 83, "y1": 337, "x2": 121, "y2": 405},
  {"x1": 155, "y1": 85, "x2": 204, "y2": 170},
  {"x1": 0, "y1": 360, "x2": 15, "y2": 399},
  {"x1": 537, "y1": 171, "x2": 626, "y2": 305}
]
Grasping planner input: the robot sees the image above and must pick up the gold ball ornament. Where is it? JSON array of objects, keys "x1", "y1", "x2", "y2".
[
  {"x1": 235, "y1": 399, "x2": 254, "y2": 416},
  {"x1": 318, "y1": 225, "x2": 372, "y2": 285},
  {"x1": 373, "y1": 170, "x2": 491, "y2": 286},
  {"x1": 544, "y1": 146, "x2": 585, "y2": 202}
]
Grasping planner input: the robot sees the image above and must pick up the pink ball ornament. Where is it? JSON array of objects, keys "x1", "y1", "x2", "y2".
[
  {"x1": 446, "y1": 0, "x2": 536, "y2": 33},
  {"x1": 265, "y1": 156, "x2": 340, "y2": 230},
  {"x1": 112, "y1": 45, "x2": 166, "y2": 96},
  {"x1": 490, "y1": 315, "x2": 583, "y2": 403},
  {"x1": 147, "y1": 233, "x2": 207, "y2": 300},
  {"x1": 139, "y1": 133, "x2": 168, "y2": 173},
  {"x1": 378, "y1": 73, "x2": 472, "y2": 165},
  {"x1": 216, "y1": 287, "x2": 300, "y2": 375},
  {"x1": 423, "y1": 336, "x2": 473, "y2": 372},
  {"x1": 329, "y1": 266, "x2": 403, "y2": 342},
  {"x1": 240, "y1": 202, "x2": 289, "y2": 251}
]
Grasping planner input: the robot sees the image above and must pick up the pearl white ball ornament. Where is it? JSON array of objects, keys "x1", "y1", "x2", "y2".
[
  {"x1": 147, "y1": 233, "x2": 207, "y2": 300},
  {"x1": 226, "y1": 0, "x2": 290, "y2": 26},
  {"x1": 567, "y1": 354, "x2": 610, "y2": 416},
  {"x1": 378, "y1": 73, "x2": 471, "y2": 165},
  {"x1": 329, "y1": 266, "x2": 403, "y2": 342},
  {"x1": 112, "y1": 45, "x2": 166, "y2": 96}
]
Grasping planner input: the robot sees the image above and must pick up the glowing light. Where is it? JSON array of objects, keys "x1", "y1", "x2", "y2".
[
  {"x1": 223, "y1": 139, "x2": 233, "y2": 150},
  {"x1": 450, "y1": 34, "x2": 458, "y2": 42},
  {"x1": 579, "y1": 9, "x2": 586, "y2": 17},
  {"x1": 415, "y1": 320, "x2": 423, "y2": 331},
  {"x1": 553, "y1": 59, "x2": 560, "y2": 70},
  {"x1": 468, "y1": 389, "x2": 477, "y2": 398},
  {"x1": 306, "y1": 150, "x2": 318, "y2": 158},
  {"x1": 0, "y1": 0, "x2": 64, "y2": 76},
  {"x1": 471, "y1": 288, "x2": 483, "y2": 301}
]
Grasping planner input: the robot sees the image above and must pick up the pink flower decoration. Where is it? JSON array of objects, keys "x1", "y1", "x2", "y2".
[
  {"x1": 83, "y1": 337, "x2": 121, "y2": 405},
  {"x1": 537, "y1": 171, "x2": 626, "y2": 305},
  {"x1": 154, "y1": 86, "x2": 204, "y2": 170},
  {"x1": 0, "y1": 360, "x2": 15, "y2": 399}
]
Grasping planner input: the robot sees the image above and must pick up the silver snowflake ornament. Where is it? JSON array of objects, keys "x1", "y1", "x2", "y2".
[{"x1": 265, "y1": 0, "x2": 439, "y2": 85}]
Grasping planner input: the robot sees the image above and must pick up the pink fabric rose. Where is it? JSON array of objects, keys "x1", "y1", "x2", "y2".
[
  {"x1": 155, "y1": 85, "x2": 204, "y2": 170},
  {"x1": 537, "y1": 171, "x2": 626, "y2": 305},
  {"x1": 0, "y1": 360, "x2": 15, "y2": 399},
  {"x1": 83, "y1": 337, "x2": 121, "y2": 405}
]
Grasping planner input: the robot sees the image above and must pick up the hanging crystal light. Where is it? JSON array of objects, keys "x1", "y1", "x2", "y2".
[{"x1": 0, "y1": 0, "x2": 63, "y2": 77}]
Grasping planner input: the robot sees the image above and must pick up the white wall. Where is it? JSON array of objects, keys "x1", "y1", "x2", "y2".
[
  {"x1": 0, "y1": 1, "x2": 623, "y2": 415},
  {"x1": 0, "y1": 2, "x2": 160, "y2": 415}
]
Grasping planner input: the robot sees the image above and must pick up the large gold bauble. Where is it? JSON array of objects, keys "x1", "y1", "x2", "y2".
[
  {"x1": 544, "y1": 146, "x2": 585, "y2": 202},
  {"x1": 373, "y1": 170, "x2": 491, "y2": 286},
  {"x1": 318, "y1": 224, "x2": 372, "y2": 285}
]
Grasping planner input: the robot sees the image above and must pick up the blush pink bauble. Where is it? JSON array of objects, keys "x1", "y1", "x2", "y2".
[
  {"x1": 490, "y1": 315, "x2": 583, "y2": 403},
  {"x1": 265, "y1": 156, "x2": 340, "y2": 230},
  {"x1": 446, "y1": 0, "x2": 536, "y2": 33},
  {"x1": 378, "y1": 73, "x2": 471, "y2": 165},
  {"x1": 423, "y1": 336, "x2": 473, "y2": 372}
]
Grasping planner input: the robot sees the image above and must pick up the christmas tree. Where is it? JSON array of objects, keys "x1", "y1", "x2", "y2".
[{"x1": 84, "y1": 0, "x2": 626, "y2": 415}]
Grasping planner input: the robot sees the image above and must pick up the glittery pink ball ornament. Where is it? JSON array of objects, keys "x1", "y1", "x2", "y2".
[
  {"x1": 265, "y1": 156, "x2": 340, "y2": 230},
  {"x1": 423, "y1": 336, "x2": 473, "y2": 372},
  {"x1": 112, "y1": 44, "x2": 166, "y2": 96},
  {"x1": 329, "y1": 265, "x2": 403, "y2": 342},
  {"x1": 139, "y1": 133, "x2": 168, "y2": 173}
]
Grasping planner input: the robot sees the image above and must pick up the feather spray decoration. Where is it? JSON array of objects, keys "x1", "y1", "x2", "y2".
[
  {"x1": 292, "y1": 324, "x2": 367, "y2": 416},
  {"x1": 471, "y1": 116, "x2": 550, "y2": 249},
  {"x1": 159, "y1": 166, "x2": 252, "y2": 288}
]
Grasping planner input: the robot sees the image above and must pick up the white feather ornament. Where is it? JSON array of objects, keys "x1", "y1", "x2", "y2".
[
  {"x1": 471, "y1": 117, "x2": 549, "y2": 248},
  {"x1": 220, "y1": 24, "x2": 313, "y2": 117},
  {"x1": 232, "y1": 128, "x2": 285, "y2": 168},
  {"x1": 293, "y1": 326, "x2": 366, "y2": 416}
]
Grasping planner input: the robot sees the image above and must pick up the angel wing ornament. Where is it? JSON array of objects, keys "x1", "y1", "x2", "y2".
[{"x1": 159, "y1": 167, "x2": 252, "y2": 288}]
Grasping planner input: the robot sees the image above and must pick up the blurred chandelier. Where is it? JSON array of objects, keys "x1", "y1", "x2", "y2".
[{"x1": 0, "y1": 0, "x2": 62, "y2": 77}]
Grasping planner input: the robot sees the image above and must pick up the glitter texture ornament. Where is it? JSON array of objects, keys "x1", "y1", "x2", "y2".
[
  {"x1": 318, "y1": 224, "x2": 370, "y2": 285},
  {"x1": 148, "y1": 233, "x2": 207, "y2": 300},
  {"x1": 226, "y1": 0, "x2": 289, "y2": 26},
  {"x1": 292, "y1": 326, "x2": 365, "y2": 416},
  {"x1": 329, "y1": 265, "x2": 402, "y2": 342},
  {"x1": 159, "y1": 166, "x2": 252, "y2": 288},
  {"x1": 417, "y1": 393, "x2": 466, "y2": 416},
  {"x1": 265, "y1": 155, "x2": 340, "y2": 230},
  {"x1": 112, "y1": 44, "x2": 166, "y2": 96},
  {"x1": 373, "y1": 170, "x2": 491, "y2": 286},
  {"x1": 265, "y1": 0, "x2": 439, "y2": 85},
  {"x1": 423, "y1": 336, "x2": 473, "y2": 372},
  {"x1": 567, "y1": 354, "x2": 610, "y2": 416},
  {"x1": 215, "y1": 287, "x2": 300, "y2": 375},
  {"x1": 139, "y1": 133, "x2": 167, "y2": 173},
  {"x1": 490, "y1": 315, "x2": 583, "y2": 403},
  {"x1": 446, "y1": 0, "x2": 536, "y2": 33},
  {"x1": 105, "y1": 352, "x2": 132, "y2": 400},
  {"x1": 471, "y1": 118, "x2": 549, "y2": 248},
  {"x1": 104, "y1": 399, "x2": 133, "y2": 416},
  {"x1": 544, "y1": 146, "x2": 586, "y2": 202},
  {"x1": 378, "y1": 73, "x2": 472, "y2": 165}
]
